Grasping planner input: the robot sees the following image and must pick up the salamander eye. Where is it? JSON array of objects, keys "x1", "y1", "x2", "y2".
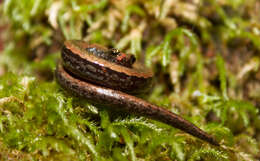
[{"x1": 109, "y1": 48, "x2": 120, "y2": 55}]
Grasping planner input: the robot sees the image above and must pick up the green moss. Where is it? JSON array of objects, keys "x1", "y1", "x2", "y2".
[{"x1": 0, "y1": 0, "x2": 260, "y2": 160}]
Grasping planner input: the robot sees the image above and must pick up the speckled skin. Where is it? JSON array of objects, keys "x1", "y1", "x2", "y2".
[
  {"x1": 61, "y1": 40, "x2": 153, "y2": 94},
  {"x1": 85, "y1": 47, "x2": 136, "y2": 68},
  {"x1": 55, "y1": 40, "x2": 219, "y2": 146}
]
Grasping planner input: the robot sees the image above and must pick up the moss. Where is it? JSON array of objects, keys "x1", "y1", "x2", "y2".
[{"x1": 0, "y1": 0, "x2": 260, "y2": 160}]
